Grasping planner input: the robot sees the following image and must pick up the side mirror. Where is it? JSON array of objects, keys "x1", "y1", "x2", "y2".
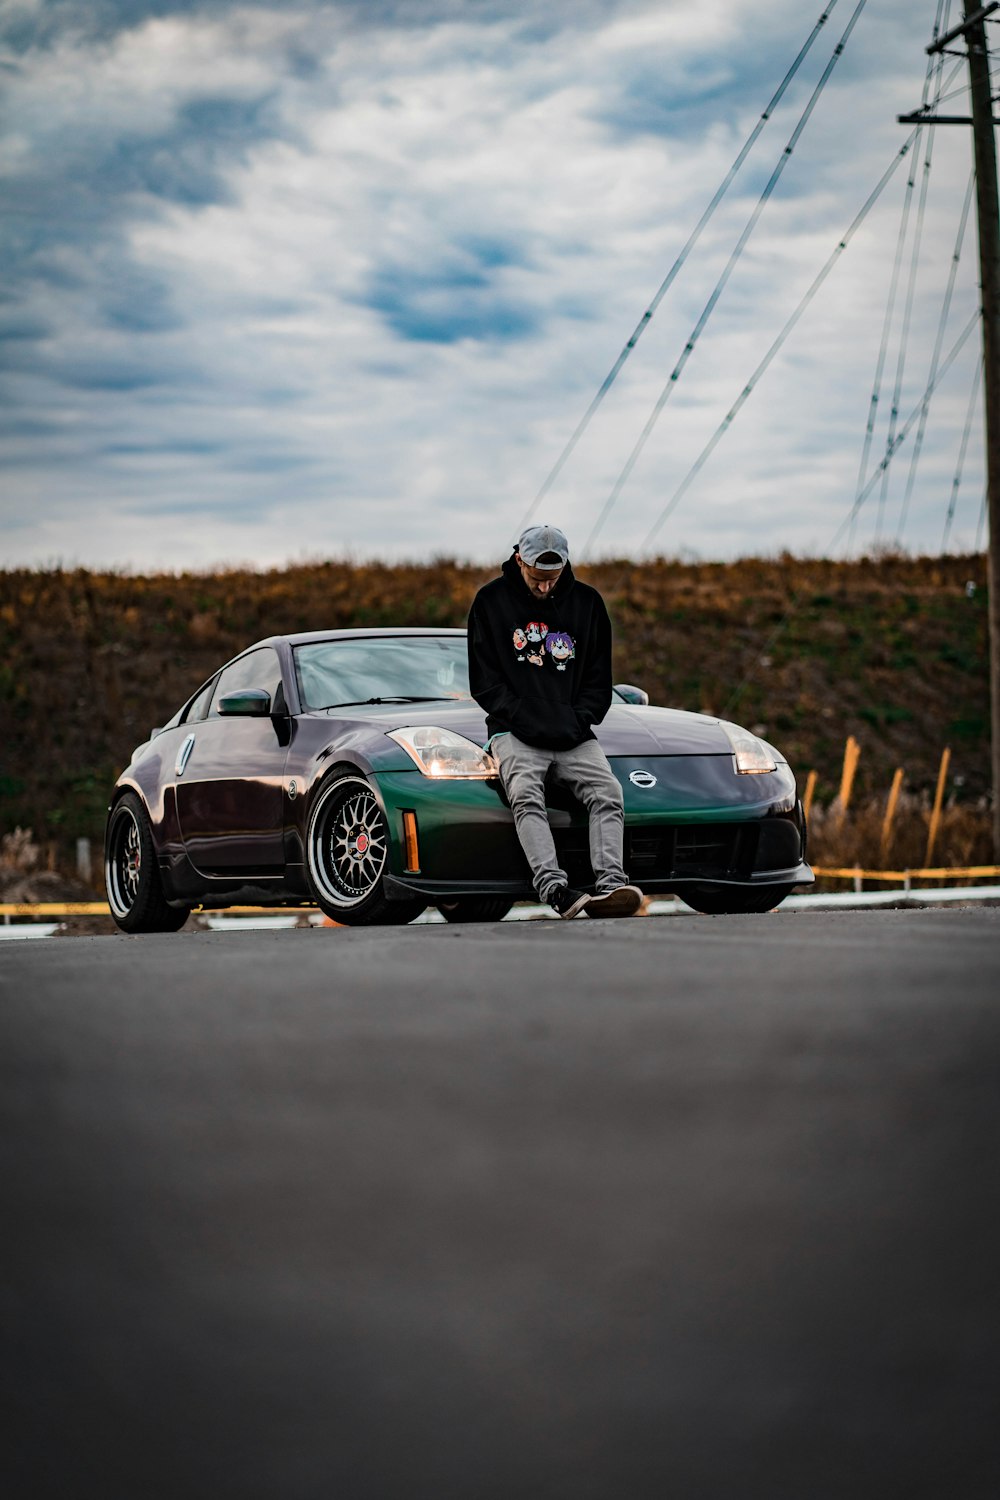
[
  {"x1": 615, "y1": 683, "x2": 650, "y2": 706},
  {"x1": 218, "y1": 688, "x2": 272, "y2": 717}
]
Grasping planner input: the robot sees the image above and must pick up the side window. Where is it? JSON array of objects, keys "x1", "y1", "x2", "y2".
[
  {"x1": 181, "y1": 676, "x2": 218, "y2": 725},
  {"x1": 210, "y1": 648, "x2": 284, "y2": 718}
]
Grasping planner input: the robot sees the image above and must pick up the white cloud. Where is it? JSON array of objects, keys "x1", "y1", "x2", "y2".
[{"x1": 0, "y1": 0, "x2": 987, "y2": 571}]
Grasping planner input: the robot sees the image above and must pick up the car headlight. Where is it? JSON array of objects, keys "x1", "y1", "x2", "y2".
[
  {"x1": 387, "y1": 726, "x2": 499, "y2": 778},
  {"x1": 719, "y1": 720, "x2": 777, "y2": 774}
]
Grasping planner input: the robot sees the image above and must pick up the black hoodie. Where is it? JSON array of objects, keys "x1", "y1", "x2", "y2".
[{"x1": 467, "y1": 553, "x2": 613, "y2": 750}]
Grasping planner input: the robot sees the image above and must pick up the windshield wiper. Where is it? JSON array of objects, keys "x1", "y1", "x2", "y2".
[{"x1": 315, "y1": 696, "x2": 446, "y2": 711}]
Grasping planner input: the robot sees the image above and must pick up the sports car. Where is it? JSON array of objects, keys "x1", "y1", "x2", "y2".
[{"x1": 104, "y1": 627, "x2": 813, "y2": 931}]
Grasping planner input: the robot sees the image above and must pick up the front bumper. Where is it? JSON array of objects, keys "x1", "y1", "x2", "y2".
[{"x1": 374, "y1": 756, "x2": 813, "y2": 899}]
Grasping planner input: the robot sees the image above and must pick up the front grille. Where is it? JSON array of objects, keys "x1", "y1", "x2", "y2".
[
  {"x1": 627, "y1": 834, "x2": 662, "y2": 877},
  {"x1": 673, "y1": 826, "x2": 741, "y2": 872},
  {"x1": 553, "y1": 819, "x2": 800, "y2": 887}
]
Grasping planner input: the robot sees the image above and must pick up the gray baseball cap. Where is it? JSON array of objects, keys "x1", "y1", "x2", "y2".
[{"x1": 517, "y1": 524, "x2": 569, "y2": 569}]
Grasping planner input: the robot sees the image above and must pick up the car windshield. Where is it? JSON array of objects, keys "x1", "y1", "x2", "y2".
[{"x1": 293, "y1": 636, "x2": 471, "y2": 711}]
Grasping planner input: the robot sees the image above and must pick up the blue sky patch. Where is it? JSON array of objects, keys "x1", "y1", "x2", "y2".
[{"x1": 365, "y1": 266, "x2": 539, "y2": 344}]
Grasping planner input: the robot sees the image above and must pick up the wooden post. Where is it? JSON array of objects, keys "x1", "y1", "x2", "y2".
[
  {"x1": 834, "y1": 736, "x2": 861, "y2": 827},
  {"x1": 802, "y1": 769, "x2": 818, "y2": 823},
  {"x1": 924, "y1": 746, "x2": 952, "y2": 866},
  {"x1": 880, "y1": 767, "x2": 905, "y2": 862}
]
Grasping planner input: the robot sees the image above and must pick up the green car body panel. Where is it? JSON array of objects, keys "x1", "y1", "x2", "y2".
[{"x1": 371, "y1": 750, "x2": 804, "y2": 901}]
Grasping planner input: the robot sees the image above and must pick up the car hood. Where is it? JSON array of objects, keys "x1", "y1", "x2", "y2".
[{"x1": 307, "y1": 698, "x2": 769, "y2": 758}]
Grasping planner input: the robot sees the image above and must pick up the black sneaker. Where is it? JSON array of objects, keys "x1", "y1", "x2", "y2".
[
  {"x1": 585, "y1": 884, "x2": 644, "y2": 918},
  {"x1": 549, "y1": 885, "x2": 591, "y2": 920}
]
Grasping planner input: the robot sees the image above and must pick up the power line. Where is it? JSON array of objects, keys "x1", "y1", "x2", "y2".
[
  {"x1": 934, "y1": 78, "x2": 975, "y2": 103},
  {"x1": 896, "y1": 167, "x2": 976, "y2": 542},
  {"x1": 846, "y1": 29, "x2": 960, "y2": 550},
  {"x1": 723, "y1": 308, "x2": 980, "y2": 715},
  {"x1": 942, "y1": 353, "x2": 984, "y2": 548},
  {"x1": 876, "y1": 0, "x2": 951, "y2": 540},
  {"x1": 580, "y1": 0, "x2": 871, "y2": 559},
  {"x1": 847, "y1": 126, "x2": 925, "y2": 553},
  {"x1": 835, "y1": 309, "x2": 979, "y2": 545},
  {"x1": 636, "y1": 131, "x2": 919, "y2": 556},
  {"x1": 515, "y1": 0, "x2": 844, "y2": 535}
]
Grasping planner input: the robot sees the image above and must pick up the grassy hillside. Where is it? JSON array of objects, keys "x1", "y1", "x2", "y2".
[{"x1": 0, "y1": 552, "x2": 991, "y2": 876}]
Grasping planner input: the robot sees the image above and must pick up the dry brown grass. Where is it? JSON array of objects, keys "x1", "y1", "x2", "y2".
[
  {"x1": 807, "y1": 792, "x2": 995, "y2": 885},
  {"x1": 0, "y1": 551, "x2": 991, "y2": 871}
]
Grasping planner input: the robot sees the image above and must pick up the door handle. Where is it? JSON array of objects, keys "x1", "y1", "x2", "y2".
[{"x1": 176, "y1": 734, "x2": 196, "y2": 777}]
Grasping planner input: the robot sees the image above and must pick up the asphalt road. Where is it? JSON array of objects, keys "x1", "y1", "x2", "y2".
[{"x1": 2, "y1": 909, "x2": 999, "y2": 1499}]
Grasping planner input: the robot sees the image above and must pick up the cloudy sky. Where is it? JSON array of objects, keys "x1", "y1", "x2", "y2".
[{"x1": 0, "y1": 0, "x2": 989, "y2": 571}]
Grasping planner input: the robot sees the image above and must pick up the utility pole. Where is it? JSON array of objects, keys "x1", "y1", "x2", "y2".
[
  {"x1": 900, "y1": 1, "x2": 1000, "y2": 858},
  {"x1": 965, "y1": 1, "x2": 1000, "y2": 862}
]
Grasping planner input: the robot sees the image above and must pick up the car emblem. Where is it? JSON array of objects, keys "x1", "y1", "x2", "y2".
[
  {"x1": 288, "y1": 778, "x2": 298, "y2": 800},
  {"x1": 629, "y1": 769, "x2": 657, "y2": 788}
]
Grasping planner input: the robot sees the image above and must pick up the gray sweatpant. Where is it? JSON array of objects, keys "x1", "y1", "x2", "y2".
[{"x1": 492, "y1": 732, "x2": 628, "y2": 903}]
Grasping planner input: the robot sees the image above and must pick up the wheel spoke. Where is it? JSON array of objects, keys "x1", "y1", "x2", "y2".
[
  {"x1": 109, "y1": 809, "x2": 143, "y2": 914},
  {"x1": 312, "y1": 782, "x2": 388, "y2": 905},
  {"x1": 124, "y1": 822, "x2": 140, "y2": 900}
]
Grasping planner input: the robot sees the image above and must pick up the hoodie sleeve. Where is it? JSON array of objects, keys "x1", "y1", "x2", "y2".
[
  {"x1": 572, "y1": 592, "x2": 613, "y2": 731},
  {"x1": 467, "y1": 595, "x2": 529, "y2": 735}
]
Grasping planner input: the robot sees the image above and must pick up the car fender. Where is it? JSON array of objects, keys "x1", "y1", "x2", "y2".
[
  {"x1": 107, "y1": 768, "x2": 169, "y2": 842},
  {"x1": 287, "y1": 751, "x2": 389, "y2": 872},
  {"x1": 107, "y1": 733, "x2": 197, "y2": 900}
]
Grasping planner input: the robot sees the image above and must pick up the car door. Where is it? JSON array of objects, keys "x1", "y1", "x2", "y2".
[{"x1": 174, "y1": 647, "x2": 289, "y2": 873}]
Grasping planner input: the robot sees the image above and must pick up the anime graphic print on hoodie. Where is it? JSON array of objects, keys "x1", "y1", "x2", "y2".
[{"x1": 467, "y1": 553, "x2": 613, "y2": 751}]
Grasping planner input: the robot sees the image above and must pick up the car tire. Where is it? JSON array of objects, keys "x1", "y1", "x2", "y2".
[
  {"x1": 306, "y1": 772, "x2": 426, "y2": 927},
  {"x1": 679, "y1": 883, "x2": 795, "y2": 915},
  {"x1": 105, "y1": 792, "x2": 191, "y2": 933},
  {"x1": 434, "y1": 896, "x2": 514, "y2": 924}
]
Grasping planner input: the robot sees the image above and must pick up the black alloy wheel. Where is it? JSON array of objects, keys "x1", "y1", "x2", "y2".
[
  {"x1": 105, "y1": 792, "x2": 190, "y2": 933},
  {"x1": 435, "y1": 896, "x2": 514, "y2": 924},
  {"x1": 679, "y1": 883, "x2": 795, "y2": 915},
  {"x1": 306, "y1": 772, "x2": 425, "y2": 926}
]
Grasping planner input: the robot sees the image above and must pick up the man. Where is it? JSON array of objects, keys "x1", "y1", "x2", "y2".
[{"x1": 467, "y1": 524, "x2": 643, "y2": 920}]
